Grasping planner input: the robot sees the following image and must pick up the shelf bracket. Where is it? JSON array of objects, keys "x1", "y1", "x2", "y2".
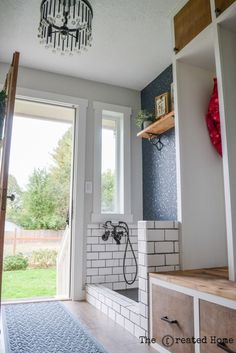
[{"x1": 147, "y1": 133, "x2": 164, "y2": 151}]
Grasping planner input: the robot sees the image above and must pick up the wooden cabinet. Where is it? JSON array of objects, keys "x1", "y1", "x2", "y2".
[
  {"x1": 151, "y1": 284, "x2": 194, "y2": 353},
  {"x1": 200, "y1": 300, "x2": 236, "y2": 353},
  {"x1": 215, "y1": 0, "x2": 236, "y2": 16},
  {"x1": 174, "y1": 0, "x2": 212, "y2": 52}
]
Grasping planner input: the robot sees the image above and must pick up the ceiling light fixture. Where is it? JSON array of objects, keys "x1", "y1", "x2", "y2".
[{"x1": 38, "y1": 0, "x2": 93, "y2": 55}]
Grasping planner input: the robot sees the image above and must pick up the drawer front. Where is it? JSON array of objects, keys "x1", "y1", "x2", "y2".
[
  {"x1": 151, "y1": 284, "x2": 194, "y2": 353},
  {"x1": 174, "y1": 0, "x2": 212, "y2": 52},
  {"x1": 215, "y1": 0, "x2": 236, "y2": 16},
  {"x1": 200, "y1": 300, "x2": 236, "y2": 353}
]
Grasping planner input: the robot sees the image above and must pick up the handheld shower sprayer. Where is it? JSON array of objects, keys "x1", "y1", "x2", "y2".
[{"x1": 102, "y1": 221, "x2": 138, "y2": 285}]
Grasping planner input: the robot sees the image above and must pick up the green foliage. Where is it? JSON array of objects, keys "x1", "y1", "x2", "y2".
[
  {"x1": 102, "y1": 169, "x2": 115, "y2": 212},
  {"x1": 3, "y1": 254, "x2": 28, "y2": 271},
  {"x1": 6, "y1": 127, "x2": 72, "y2": 230},
  {"x1": 49, "y1": 127, "x2": 72, "y2": 228},
  {"x1": 16, "y1": 169, "x2": 62, "y2": 229},
  {"x1": 6, "y1": 175, "x2": 23, "y2": 224},
  {"x1": 135, "y1": 110, "x2": 154, "y2": 129},
  {"x1": 30, "y1": 249, "x2": 58, "y2": 268}
]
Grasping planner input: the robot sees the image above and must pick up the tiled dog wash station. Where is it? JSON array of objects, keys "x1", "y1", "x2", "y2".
[{"x1": 86, "y1": 221, "x2": 179, "y2": 338}]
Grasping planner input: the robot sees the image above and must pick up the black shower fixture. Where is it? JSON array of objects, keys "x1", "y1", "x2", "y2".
[{"x1": 102, "y1": 221, "x2": 138, "y2": 285}]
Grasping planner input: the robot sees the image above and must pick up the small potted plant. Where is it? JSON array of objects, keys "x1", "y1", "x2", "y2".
[{"x1": 136, "y1": 110, "x2": 155, "y2": 130}]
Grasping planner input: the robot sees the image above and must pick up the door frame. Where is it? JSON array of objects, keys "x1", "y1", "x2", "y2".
[{"x1": 8, "y1": 86, "x2": 88, "y2": 301}]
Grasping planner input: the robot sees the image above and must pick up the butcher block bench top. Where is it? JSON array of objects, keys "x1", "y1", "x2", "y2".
[{"x1": 149, "y1": 267, "x2": 236, "y2": 301}]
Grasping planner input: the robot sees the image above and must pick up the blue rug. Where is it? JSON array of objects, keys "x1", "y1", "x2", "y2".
[{"x1": 2, "y1": 301, "x2": 107, "y2": 353}]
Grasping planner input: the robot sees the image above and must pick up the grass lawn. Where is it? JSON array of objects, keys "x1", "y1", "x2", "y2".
[{"x1": 2, "y1": 268, "x2": 56, "y2": 300}]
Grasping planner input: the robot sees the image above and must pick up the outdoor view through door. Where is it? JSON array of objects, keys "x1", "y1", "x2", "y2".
[{"x1": 2, "y1": 99, "x2": 74, "y2": 301}]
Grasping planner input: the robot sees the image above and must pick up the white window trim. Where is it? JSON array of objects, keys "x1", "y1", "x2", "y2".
[
  {"x1": 11, "y1": 86, "x2": 88, "y2": 301},
  {"x1": 92, "y1": 101, "x2": 133, "y2": 223}
]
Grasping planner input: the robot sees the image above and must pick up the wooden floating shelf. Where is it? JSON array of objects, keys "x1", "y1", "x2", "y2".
[{"x1": 137, "y1": 111, "x2": 175, "y2": 139}]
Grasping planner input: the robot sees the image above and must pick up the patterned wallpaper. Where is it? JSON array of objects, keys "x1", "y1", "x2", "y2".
[{"x1": 141, "y1": 65, "x2": 177, "y2": 220}]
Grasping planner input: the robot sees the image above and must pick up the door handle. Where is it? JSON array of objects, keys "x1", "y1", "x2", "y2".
[
  {"x1": 217, "y1": 342, "x2": 236, "y2": 353},
  {"x1": 7, "y1": 194, "x2": 15, "y2": 202},
  {"x1": 161, "y1": 316, "x2": 178, "y2": 324}
]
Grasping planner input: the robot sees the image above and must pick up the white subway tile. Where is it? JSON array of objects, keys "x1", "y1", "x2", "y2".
[
  {"x1": 140, "y1": 290, "x2": 148, "y2": 305},
  {"x1": 113, "y1": 252, "x2": 124, "y2": 259},
  {"x1": 86, "y1": 276, "x2": 91, "y2": 284},
  {"x1": 155, "y1": 221, "x2": 174, "y2": 229},
  {"x1": 130, "y1": 312, "x2": 140, "y2": 325},
  {"x1": 138, "y1": 228, "x2": 146, "y2": 240},
  {"x1": 99, "y1": 252, "x2": 113, "y2": 260},
  {"x1": 108, "y1": 308, "x2": 116, "y2": 320},
  {"x1": 92, "y1": 229, "x2": 105, "y2": 237},
  {"x1": 124, "y1": 319, "x2": 134, "y2": 334},
  {"x1": 146, "y1": 229, "x2": 165, "y2": 241},
  {"x1": 138, "y1": 253, "x2": 146, "y2": 266},
  {"x1": 92, "y1": 244, "x2": 105, "y2": 252},
  {"x1": 91, "y1": 260, "x2": 106, "y2": 268},
  {"x1": 121, "y1": 307, "x2": 130, "y2": 319},
  {"x1": 106, "y1": 259, "x2": 119, "y2": 267},
  {"x1": 139, "y1": 303, "x2": 147, "y2": 317},
  {"x1": 91, "y1": 276, "x2": 105, "y2": 284},
  {"x1": 139, "y1": 278, "x2": 147, "y2": 291},
  {"x1": 87, "y1": 245, "x2": 92, "y2": 252},
  {"x1": 134, "y1": 325, "x2": 146, "y2": 339},
  {"x1": 106, "y1": 244, "x2": 118, "y2": 252},
  {"x1": 138, "y1": 265, "x2": 148, "y2": 279},
  {"x1": 87, "y1": 253, "x2": 99, "y2": 260},
  {"x1": 140, "y1": 316, "x2": 148, "y2": 330},
  {"x1": 112, "y1": 267, "x2": 123, "y2": 275},
  {"x1": 155, "y1": 242, "x2": 174, "y2": 254},
  {"x1": 112, "y1": 302, "x2": 120, "y2": 313},
  {"x1": 101, "y1": 303, "x2": 108, "y2": 315},
  {"x1": 87, "y1": 260, "x2": 92, "y2": 268},
  {"x1": 105, "y1": 275, "x2": 119, "y2": 282},
  {"x1": 87, "y1": 268, "x2": 99, "y2": 276},
  {"x1": 155, "y1": 265, "x2": 175, "y2": 272},
  {"x1": 147, "y1": 254, "x2": 165, "y2": 267},
  {"x1": 113, "y1": 282, "x2": 126, "y2": 290},
  {"x1": 87, "y1": 237, "x2": 99, "y2": 244},
  {"x1": 165, "y1": 253, "x2": 179, "y2": 265},
  {"x1": 138, "y1": 221, "x2": 155, "y2": 229},
  {"x1": 165, "y1": 229, "x2": 179, "y2": 241},
  {"x1": 174, "y1": 242, "x2": 180, "y2": 253},
  {"x1": 99, "y1": 268, "x2": 112, "y2": 275},
  {"x1": 116, "y1": 313, "x2": 125, "y2": 327}
]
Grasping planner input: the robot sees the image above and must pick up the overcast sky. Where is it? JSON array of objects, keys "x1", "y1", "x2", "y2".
[{"x1": 9, "y1": 116, "x2": 115, "y2": 190}]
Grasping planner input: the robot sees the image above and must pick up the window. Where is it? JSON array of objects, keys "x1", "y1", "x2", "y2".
[{"x1": 92, "y1": 102, "x2": 132, "y2": 223}]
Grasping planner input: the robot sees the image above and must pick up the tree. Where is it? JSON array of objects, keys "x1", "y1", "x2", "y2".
[
  {"x1": 6, "y1": 127, "x2": 73, "y2": 230},
  {"x1": 49, "y1": 127, "x2": 72, "y2": 226},
  {"x1": 6, "y1": 175, "x2": 23, "y2": 224},
  {"x1": 101, "y1": 170, "x2": 115, "y2": 212},
  {"x1": 18, "y1": 169, "x2": 63, "y2": 230}
]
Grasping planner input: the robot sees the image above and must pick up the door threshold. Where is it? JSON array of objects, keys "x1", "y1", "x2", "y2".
[{"x1": 2, "y1": 297, "x2": 71, "y2": 305}]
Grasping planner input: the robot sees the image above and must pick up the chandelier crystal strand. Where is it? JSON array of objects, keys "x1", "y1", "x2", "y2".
[{"x1": 38, "y1": 0, "x2": 93, "y2": 55}]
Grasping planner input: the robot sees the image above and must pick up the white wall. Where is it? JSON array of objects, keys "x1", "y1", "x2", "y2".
[
  {"x1": 0, "y1": 62, "x2": 143, "y2": 225},
  {"x1": 175, "y1": 61, "x2": 227, "y2": 269},
  {"x1": 216, "y1": 25, "x2": 236, "y2": 279}
]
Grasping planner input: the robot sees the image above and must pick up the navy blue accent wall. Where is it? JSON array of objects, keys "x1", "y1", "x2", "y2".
[{"x1": 141, "y1": 65, "x2": 177, "y2": 220}]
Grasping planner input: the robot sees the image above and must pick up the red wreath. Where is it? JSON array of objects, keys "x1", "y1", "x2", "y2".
[{"x1": 206, "y1": 78, "x2": 222, "y2": 157}]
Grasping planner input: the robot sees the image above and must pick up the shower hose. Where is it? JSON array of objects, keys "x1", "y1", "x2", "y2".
[{"x1": 102, "y1": 221, "x2": 138, "y2": 285}]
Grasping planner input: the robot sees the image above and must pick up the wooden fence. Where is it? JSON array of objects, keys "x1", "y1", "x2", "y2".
[{"x1": 4, "y1": 229, "x2": 64, "y2": 255}]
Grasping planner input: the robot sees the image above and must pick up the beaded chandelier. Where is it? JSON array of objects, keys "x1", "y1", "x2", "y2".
[{"x1": 38, "y1": 0, "x2": 93, "y2": 55}]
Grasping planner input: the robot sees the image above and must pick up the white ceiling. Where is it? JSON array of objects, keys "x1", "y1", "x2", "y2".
[{"x1": 0, "y1": 0, "x2": 184, "y2": 90}]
